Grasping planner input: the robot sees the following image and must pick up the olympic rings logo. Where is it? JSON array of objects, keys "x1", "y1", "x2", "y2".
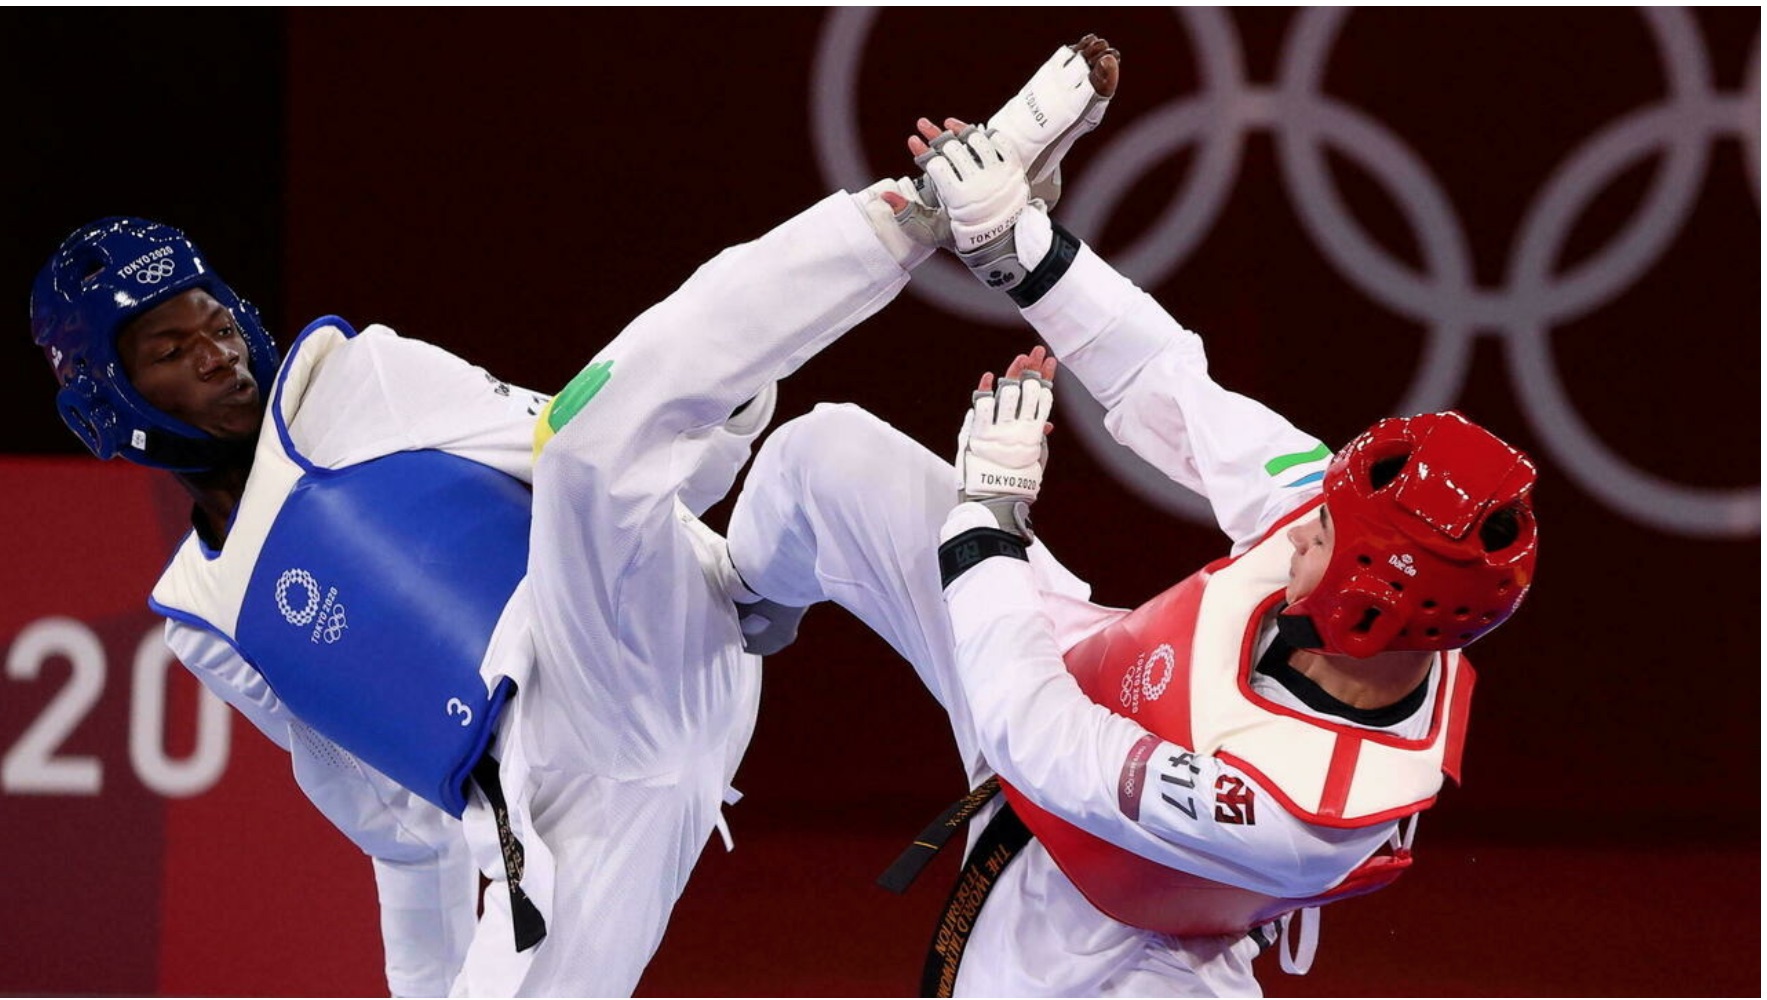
[
  {"x1": 133, "y1": 259, "x2": 176, "y2": 285},
  {"x1": 320, "y1": 604, "x2": 349, "y2": 644},
  {"x1": 812, "y1": 9, "x2": 1759, "y2": 537},
  {"x1": 1120, "y1": 643, "x2": 1177, "y2": 714},
  {"x1": 275, "y1": 569, "x2": 320, "y2": 627},
  {"x1": 274, "y1": 568, "x2": 350, "y2": 644}
]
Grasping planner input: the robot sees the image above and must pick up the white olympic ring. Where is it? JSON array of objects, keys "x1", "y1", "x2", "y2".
[
  {"x1": 275, "y1": 569, "x2": 320, "y2": 627},
  {"x1": 812, "y1": 8, "x2": 1759, "y2": 537},
  {"x1": 134, "y1": 259, "x2": 177, "y2": 284},
  {"x1": 1119, "y1": 663, "x2": 1141, "y2": 714},
  {"x1": 321, "y1": 604, "x2": 348, "y2": 644}
]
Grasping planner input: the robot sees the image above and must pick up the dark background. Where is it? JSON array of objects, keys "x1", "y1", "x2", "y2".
[{"x1": 1, "y1": 9, "x2": 1758, "y2": 996}]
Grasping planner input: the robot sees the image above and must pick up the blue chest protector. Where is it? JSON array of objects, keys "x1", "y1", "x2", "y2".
[{"x1": 233, "y1": 450, "x2": 530, "y2": 817}]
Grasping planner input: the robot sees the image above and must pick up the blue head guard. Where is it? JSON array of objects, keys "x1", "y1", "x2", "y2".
[{"x1": 30, "y1": 217, "x2": 280, "y2": 472}]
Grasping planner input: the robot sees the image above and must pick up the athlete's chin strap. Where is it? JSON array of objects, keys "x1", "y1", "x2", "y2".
[
  {"x1": 141, "y1": 428, "x2": 257, "y2": 474},
  {"x1": 1275, "y1": 605, "x2": 1327, "y2": 652}
]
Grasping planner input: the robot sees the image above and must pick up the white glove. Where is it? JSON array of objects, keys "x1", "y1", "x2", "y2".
[
  {"x1": 893, "y1": 175, "x2": 954, "y2": 251},
  {"x1": 988, "y1": 41, "x2": 1114, "y2": 208},
  {"x1": 956, "y1": 372, "x2": 1053, "y2": 537},
  {"x1": 918, "y1": 127, "x2": 1034, "y2": 290},
  {"x1": 857, "y1": 177, "x2": 943, "y2": 268}
]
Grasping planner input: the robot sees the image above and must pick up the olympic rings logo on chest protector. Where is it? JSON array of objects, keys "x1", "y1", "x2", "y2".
[
  {"x1": 812, "y1": 9, "x2": 1759, "y2": 538},
  {"x1": 274, "y1": 568, "x2": 350, "y2": 645},
  {"x1": 1120, "y1": 643, "x2": 1178, "y2": 715},
  {"x1": 320, "y1": 603, "x2": 349, "y2": 644}
]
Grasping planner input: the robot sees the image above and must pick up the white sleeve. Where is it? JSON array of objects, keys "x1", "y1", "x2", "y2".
[
  {"x1": 1019, "y1": 243, "x2": 1330, "y2": 551},
  {"x1": 163, "y1": 622, "x2": 475, "y2": 996},
  {"x1": 300, "y1": 300, "x2": 774, "y2": 516},
  {"x1": 292, "y1": 327, "x2": 551, "y2": 484},
  {"x1": 676, "y1": 380, "x2": 779, "y2": 517},
  {"x1": 558, "y1": 192, "x2": 908, "y2": 489},
  {"x1": 163, "y1": 620, "x2": 292, "y2": 751},
  {"x1": 941, "y1": 509, "x2": 1390, "y2": 897}
]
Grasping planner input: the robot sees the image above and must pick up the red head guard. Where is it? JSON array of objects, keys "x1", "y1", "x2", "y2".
[{"x1": 1279, "y1": 411, "x2": 1538, "y2": 658}]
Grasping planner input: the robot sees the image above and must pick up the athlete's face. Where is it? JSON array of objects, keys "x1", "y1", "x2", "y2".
[
  {"x1": 1285, "y1": 505, "x2": 1334, "y2": 603},
  {"x1": 117, "y1": 288, "x2": 263, "y2": 442}
]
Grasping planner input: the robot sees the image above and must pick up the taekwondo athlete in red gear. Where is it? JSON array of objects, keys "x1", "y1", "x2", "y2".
[
  {"x1": 725, "y1": 52, "x2": 1539, "y2": 996},
  {"x1": 28, "y1": 36, "x2": 1122, "y2": 998}
]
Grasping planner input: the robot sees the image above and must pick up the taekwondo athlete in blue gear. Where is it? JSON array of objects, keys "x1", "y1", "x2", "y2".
[
  {"x1": 31, "y1": 212, "x2": 840, "y2": 996},
  {"x1": 34, "y1": 193, "x2": 941, "y2": 995},
  {"x1": 32, "y1": 218, "x2": 543, "y2": 993}
]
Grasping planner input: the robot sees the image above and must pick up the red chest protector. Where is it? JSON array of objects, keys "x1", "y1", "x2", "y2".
[{"x1": 1001, "y1": 499, "x2": 1476, "y2": 935}]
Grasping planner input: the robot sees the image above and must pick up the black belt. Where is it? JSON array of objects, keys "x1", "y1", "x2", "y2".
[
  {"x1": 879, "y1": 778, "x2": 1036, "y2": 998},
  {"x1": 471, "y1": 754, "x2": 548, "y2": 952},
  {"x1": 888, "y1": 780, "x2": 1283, "y2": 994},
  {"x1": 878, "y1": 776, "x2": 1004, "y2": 894}
]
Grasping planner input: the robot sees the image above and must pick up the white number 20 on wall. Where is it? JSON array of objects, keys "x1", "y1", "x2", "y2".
[{"x1": 3, "y1": 616, "x2": 230, "y2": 798}]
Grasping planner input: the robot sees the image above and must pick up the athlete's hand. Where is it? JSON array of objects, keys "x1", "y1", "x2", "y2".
[
  {"x1": 988, "y1": 34, "x2": 1120, "y2": 208},
  {"x1": 993, "y1": 344, "x2": 1059, "y2": 386},
  {"x1": 907, "y1": 119, "x2": 1042, "y2": 292},
  {"x1": 956, "y1": 347, "x2": 1057, "y2": 537}
]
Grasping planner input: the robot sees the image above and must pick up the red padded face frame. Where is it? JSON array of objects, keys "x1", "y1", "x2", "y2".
[{"x1": 1282, "y1": 412, "x2": 1538, "y2": 657}]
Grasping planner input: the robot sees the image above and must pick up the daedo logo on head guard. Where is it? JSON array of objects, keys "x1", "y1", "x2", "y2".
[{"x1": 274, "y1": 568, "x2": 349, "y2": 644}]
